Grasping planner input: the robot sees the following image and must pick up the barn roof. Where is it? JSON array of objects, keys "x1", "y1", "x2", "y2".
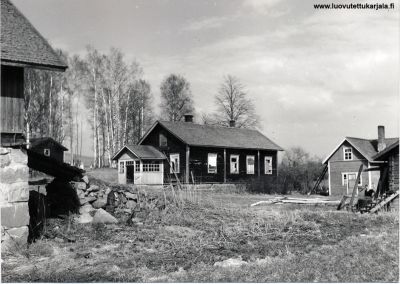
[
  {"x1": 0, "y1": 0, "x2": 67, "y2": 71},
  {"x1": 323, "y1": 137, "x2": 399, "y2": 164},
  {"x1": 140, "y1": 120, "x2": 283, "y2": 151},
  {"x1": 112, "y1": 145, "x2": 166, "y2": 161},
  {"x1": 30, "y1": 137, "x2": 68, "y2": 151}
]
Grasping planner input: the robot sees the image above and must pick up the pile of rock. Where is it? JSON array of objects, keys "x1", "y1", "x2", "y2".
[{"x1": 70, "y1": 176, "x2": 165, "y2": 224}]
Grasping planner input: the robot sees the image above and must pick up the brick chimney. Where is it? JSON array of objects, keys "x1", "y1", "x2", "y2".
[
  {"x1": 229, "y1": 120, "x2": 236, "y2": 127},
  {"x1": 377, "y1": 125, "x2": 386, "y2": 152},
  {"x1": 184, "y1": 114, "x2": 193, "y2": 123}
]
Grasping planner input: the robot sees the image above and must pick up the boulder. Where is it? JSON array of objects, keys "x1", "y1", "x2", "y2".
[
  {"x1": 92, "y1": 198, "x2": 107, "y2": 209},
  {"x1": 81, "y1": 175, "x2": 90, "y2": 184},
  {"x1": 77, "y1": 189, "x2": 85, "y2": 199},
  {"x1": 214, "y1": 257, "x2": 247, "y2": 268},
  {"x1": 125, "y1": 200, "x2": 137, "y2": 210},
  {"x1": 125, "y1": 192, "x2": 138, "y2": 200},
  {"x1": 92, "y1": 209, "x2": 118, "y2": 224},
  {"x1": 80, "y1": 196, "x2": 97, "y2": 205},
  {"x1": 71, "y1": 182, "x2": 87, "y2": 191},
  {"x1": 87, "y1": 185, "x2": 100, "y2": 193},
  {"x1": 105, "y1": 187, "x2": 112, "y2": 195},
  {"x1": 75, "y1": 212, "x2": 93, "y2": 224},
  {"x1": 79, "y1": 204, "x2": 95, "y2": 214}
]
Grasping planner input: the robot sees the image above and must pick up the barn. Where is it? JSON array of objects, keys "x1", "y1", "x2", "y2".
[
  {"x1": 138, "y1": 115, "x2": 283, "y2": 184},
  {"x1": 112, "y1": 145, "x2": 166, "y2": 185}
]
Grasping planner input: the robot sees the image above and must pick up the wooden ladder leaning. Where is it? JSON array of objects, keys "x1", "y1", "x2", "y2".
[{"x1": 369, "y1": 191, "x2": 399, "y2": 214}]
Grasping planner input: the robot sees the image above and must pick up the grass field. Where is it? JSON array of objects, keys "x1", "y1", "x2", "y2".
[{"x1": 2, "y1": 169, "x2": 398, "y2": 282}]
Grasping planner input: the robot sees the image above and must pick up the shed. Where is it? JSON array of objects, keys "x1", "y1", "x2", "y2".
[
  {"x1": 30, "y1": 137, "x2": 68, "y2": 163},
  {"x1": 112, "y1": 145, "x2": 166, "y2": 185}
]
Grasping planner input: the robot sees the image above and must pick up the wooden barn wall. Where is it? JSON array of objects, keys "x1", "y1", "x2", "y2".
[
  {"x1": 388, "y1": 147, "x2": 399, "y2": 192},
  {"x1": 1, "y1": 65, "x2": 24, "y2": 134}
]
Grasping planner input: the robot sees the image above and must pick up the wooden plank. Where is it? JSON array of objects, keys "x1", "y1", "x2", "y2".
[
  {"x1": 349, "y1": 164, "x2": 363, "y2": 212},
  {"x1": 223, "y1": 148, "x2": 226, "y2": 183},
  {"x1": 185, "y1": 145, "x2": 190, "y2": 184},
  {"x1": 369, "y1": 191, "x2": 399, "y2": 213}
]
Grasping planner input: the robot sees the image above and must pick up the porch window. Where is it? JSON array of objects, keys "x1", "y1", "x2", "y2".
[
  {"x1": 143, "y1": 161, "x2": 160, "y2": 172},
  {"x1": 265, "y1": 156, "x2": 272, "y2": 175},
  {"x1": 135, "y1": 160, "x2": 140, "y2": 172},
  {"x1": 246, "y1": 155, "x2": 255, "y2": 174},
  {"x1": 208, "y1": 153, "x2": 217, "y2": 174},
  {"x1": 230, "y1": 155, "x2": 239, "y2": 174},
  {"x1": 44, "y1": 148, "x2": 50, "y2": 157},
  {"x1": 159, "y1": 134, "x2": 167, "y2": 147},
  {"x1": 170, "y1": 154, "x2": 180, "y2": 173},
  {"x1": 343, "y1": 147, "x2": 352, "y2": 160},
  {"x1": 119, "y1": 161, "x2": 124, "y2": 173}
]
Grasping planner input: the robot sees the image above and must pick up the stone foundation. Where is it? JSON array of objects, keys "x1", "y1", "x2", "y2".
[{"x1": 0, "y1": 147, "x2": 29, "y2": 252}]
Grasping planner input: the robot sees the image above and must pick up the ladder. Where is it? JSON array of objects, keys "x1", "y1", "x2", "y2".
[
  {"x1": 369, "y1": 191, "x2": 399, "y2": 213},
  {"x1": 311, "y1": 164, "x2": 328, "y2": 194}
]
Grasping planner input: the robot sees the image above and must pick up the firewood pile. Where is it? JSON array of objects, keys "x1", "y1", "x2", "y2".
[{"x1": 70, "y1": 177, "x2": 166, "y2": 225}]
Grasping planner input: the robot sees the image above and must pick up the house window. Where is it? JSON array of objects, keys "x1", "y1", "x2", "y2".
[
  {"x1": 343, "y1": 147, "x2": 352, "y2": 160},
  {"x1": 44, "y1": 149, "x2": 50, "y2": 157},
  {"x1": 135, "y1": 160, "x2": 140, "y2": 172},
  {"x1": 143, "y1": 161, "x2": 160, "y2": 172},
  {"x1": 265, "y1": 156, "x2": 273, "y2": 175},
  {"x1": 170, "y1": 154, "x2": 180, "y2": 173},
  {"x1": 342, "y1": 172, "x2": 362, "y2": 186},
  {"x1": 246, "y1": 155, "x2": 255, "y2": 174},
  {"x1": 119, "y1": 161, "x2": 125, "y2": 174},
  {"x1": 208, "y1": 153, "x2": 217, "y2": 174},
  {"x1": 159, "y1": 134, "x2": 167, "y2": 147},
  {"x1": 230, "y1": 155, "x2": 239, "y2": 174}
]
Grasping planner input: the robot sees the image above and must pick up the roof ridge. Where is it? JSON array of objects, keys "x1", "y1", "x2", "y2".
[{"x1": 159, "y1": 120, "x2": 260, "y2": 132}]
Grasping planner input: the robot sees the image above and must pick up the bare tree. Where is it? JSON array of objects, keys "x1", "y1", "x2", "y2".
[
  {"x1": 214, "y1": 75, "x2": 259, "y2": 128},
  {"x1": 160, "y1": 74, "x2": 194, "y2": 121}
]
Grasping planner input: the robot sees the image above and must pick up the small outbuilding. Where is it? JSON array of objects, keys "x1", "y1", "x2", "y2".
[
  {"x1": 112, "y1": 145, "x2": 166, "y2": 185},
  {"x1": 30, "y1": 137, "x2": 68, "y2": 163}
]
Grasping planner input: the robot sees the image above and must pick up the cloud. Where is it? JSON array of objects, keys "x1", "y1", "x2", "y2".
[{"x1": 182, "y1": 15, "x2": 234, "y2": 32}]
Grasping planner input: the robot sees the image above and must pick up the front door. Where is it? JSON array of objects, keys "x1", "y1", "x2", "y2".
[{"x1": 126, "y1": 165, "x2": 135, "y2": 184}]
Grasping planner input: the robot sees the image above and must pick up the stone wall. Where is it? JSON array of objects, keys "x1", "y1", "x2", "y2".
[{"x1": 0, "y1": 147, "x2": 30, "y2": 252}]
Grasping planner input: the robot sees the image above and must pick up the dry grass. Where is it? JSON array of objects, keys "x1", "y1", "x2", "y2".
[{"x1": 2, "y1": 173, "x2": 398, "y2": 282}]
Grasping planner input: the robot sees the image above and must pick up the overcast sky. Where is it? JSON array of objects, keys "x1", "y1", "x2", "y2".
[{"x1": 13, "y1": 0, "x2": 399, "y2": 158}]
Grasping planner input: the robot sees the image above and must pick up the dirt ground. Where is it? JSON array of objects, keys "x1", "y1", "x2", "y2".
[{"x1": 1, "y1": 170, "x2": 399, "y2": 282}]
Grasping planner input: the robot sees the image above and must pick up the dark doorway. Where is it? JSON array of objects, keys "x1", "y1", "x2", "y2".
[{"x1": 126, "y1": 165, "x2": 135, "y2": 184}]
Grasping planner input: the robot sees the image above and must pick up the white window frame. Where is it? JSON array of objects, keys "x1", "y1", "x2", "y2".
[
  {"x1": 170, "y1": 153, "x2": 180, "y2": 174},
  {"x1": 230, "y1": 154, "x2": 239, "y2": 174},
  {"x1": 44, "y1": 148, "x2": 50, "y2": 157},
  {"x1": 342, "y1": 172, "x2": 362, "y2": 186},
  {"x1": 208, "y1": 153, "x2": 218, "y2": 174},
  {"x1": 119, "y1": 161, "x2": 125, "y2": 174},
  {"x1": 343, "y1": 147, "x2": 353, "y2": 161},
  {"x1": 265, "y1": 156, "x2": 273, "y2": 175},
  {"x1": 246, "y1": 155, "x2": 255, "y2": 174},
  {"x1": 159, "y1": 134, "x2": 167, "y2": 147},
  {"x1": 135, "y1": 160, "x2": 141, "y2": 172}
]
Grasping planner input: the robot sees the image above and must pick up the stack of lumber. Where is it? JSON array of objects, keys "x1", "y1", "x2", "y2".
[{"x1": 251, "y1": 197, "x2": 340, "y2": 207}]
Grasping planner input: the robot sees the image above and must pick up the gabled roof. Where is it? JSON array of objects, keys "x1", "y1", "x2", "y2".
[
  {"x1": 373, "y1": 140, "x2": 399, "y2": 161},
  {"x1": 0, "y1": 0, "x2": 67, "y2": 71},
  {"x1": 139, "y1": 120, "x2": 283, "y2": 151},
  {"x1": 30, "y1": 137, "x2": 68, "y2": 151},
  {"x1": 323, "y1": 136, "x2": 399, "y2": 164},
  {"x1": 112, "y1": 145, "x2": 166, "y2": 161}
]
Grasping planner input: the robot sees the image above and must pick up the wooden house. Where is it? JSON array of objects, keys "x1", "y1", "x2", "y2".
[
  {"x1": 112, "y1": 145, "x2": 166, "y2": 185},
  {"x1": 138, "y1": 115, "x2": 283, "y2": 184},
  {"x1": 0, "y1": 0, "x2": 67, "y2": 146},
  {"x1": 323, "y1": 126, "x2": 399, "y2": 196},
  {"x1": 30, "y1": 137, "x2": 68, "y2": 163},
  {"x1": 373, "y1": 140, "x2": 399, "y2": 193}
]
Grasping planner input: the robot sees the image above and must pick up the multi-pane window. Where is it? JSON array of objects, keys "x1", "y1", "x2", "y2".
[
  {"x1": 44, "y1": 148, "x2": 50, "y2": 157},
  {"x1": 119, "y1": 161, "x2": 125, "y2": 173},
  {"x1": 143, "y1": 162, "x2": 160, "y2": 172},
  {"x1": 159, "y1": 134, "x2": 167, "y2": 147},
  {"x1": 135, "y1": 160, "x2": 140, "y2": 172},
  {"x1": 343, "y1": 147, "x2": 352, "y2": 160},
  {"x1": 246, "y1": 155, "x2": 255, "y2": 174},
  {"x1": 230, "y1": 155, "x2": 239, "y2": 174},
  {"x1": 170, "y1": 154, "x2": 180, "y2": 173},
  {"x1": 265, "y1": 156, "x2": 272, "y2": 174},
  {"x1": 208, "y1": 153, "x2": 217, "y2": 174}
]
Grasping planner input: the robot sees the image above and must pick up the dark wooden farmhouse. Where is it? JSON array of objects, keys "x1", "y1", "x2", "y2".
[
  {"x1": 373, "y1": 140, "x2": 399, "y2": 193},
  {"x1": 30, "y1": 137, "x2": 68, "y2": 163},
  {"x1": 138, "y1": 115, "x2": 283, "y2": 184},
  {"x1": 323, "y1": 126, "x2": 399, "y2": 196}
]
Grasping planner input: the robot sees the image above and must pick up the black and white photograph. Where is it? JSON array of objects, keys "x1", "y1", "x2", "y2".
[{"x1": 0, "y1": 0, "x2": 398, "y2": 282}]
